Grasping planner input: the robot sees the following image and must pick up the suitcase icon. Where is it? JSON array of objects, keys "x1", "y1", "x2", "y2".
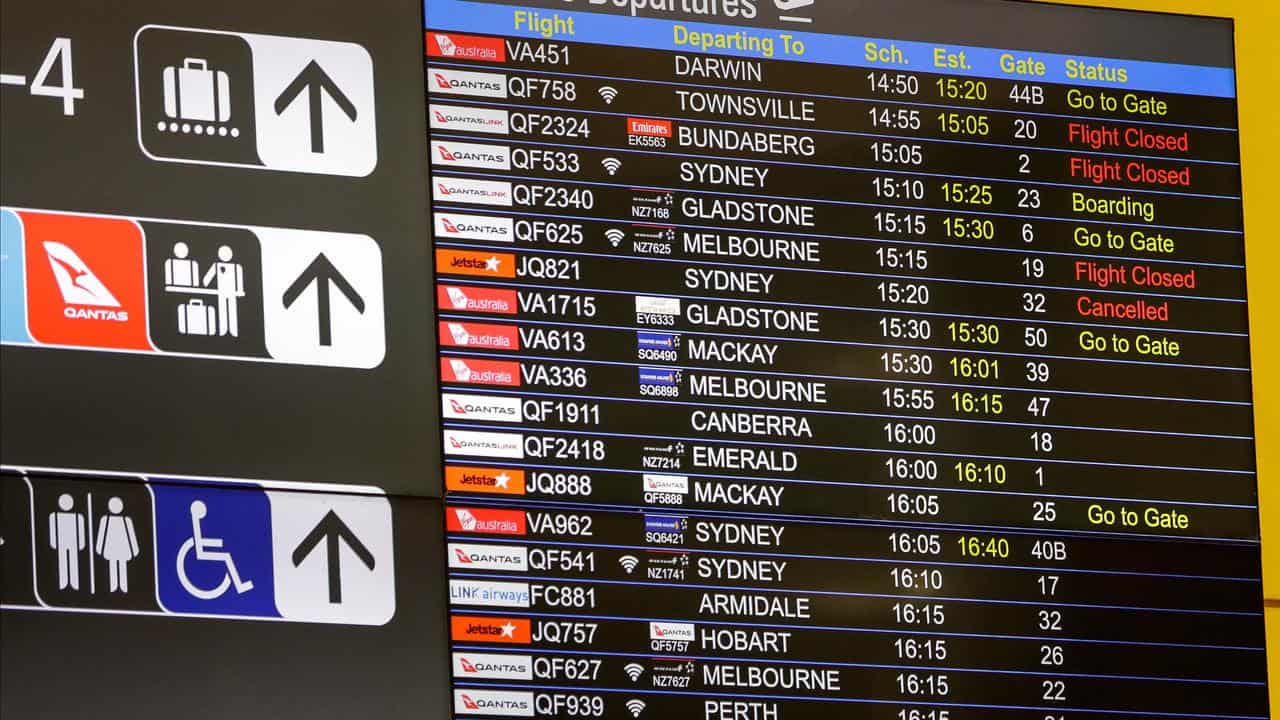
[
  {"x1": 178, "y1": 298, "x2": 217, "y2": 336},
  {"x1": 163, "y1": 58, "x2": 231, "y2": 123}
]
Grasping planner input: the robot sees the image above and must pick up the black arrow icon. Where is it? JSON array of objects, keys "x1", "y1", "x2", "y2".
[
  {"x1": 281, "y1": 253, "x2": 365, "y2": 347},
  {"x1": 273, "y1": 60, "x2": 358, "y2": 154},
  {"x1": 291, "y1": 510, "x2": 375, "y2": 604}
]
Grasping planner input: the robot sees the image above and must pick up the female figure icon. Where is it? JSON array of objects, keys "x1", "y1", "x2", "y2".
[{"x1": 95, "y1": 497, "x2": 140, "y2": 593}]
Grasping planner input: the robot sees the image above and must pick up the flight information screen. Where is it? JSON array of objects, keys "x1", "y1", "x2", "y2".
[{"x1": 427, "y1": 1, "x2": 1266, "y2": 719}]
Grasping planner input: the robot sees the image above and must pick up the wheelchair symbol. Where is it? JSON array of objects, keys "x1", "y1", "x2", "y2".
[{"x1": 176, "y1": 500, "x2": 255, "y2": 600}]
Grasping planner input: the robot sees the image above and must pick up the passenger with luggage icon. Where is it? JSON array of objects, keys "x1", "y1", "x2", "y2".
[{"x1": 163, "y1": 241, "x2": 243, "y2": 338}]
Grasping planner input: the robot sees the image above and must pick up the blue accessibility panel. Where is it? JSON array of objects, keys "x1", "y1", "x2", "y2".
[
  {"x1": 0, "y1": 209, "x2": 33, "y2": 344},
  {"x1": 153, "y1": 483, "x2": 279, "y2": 618}
]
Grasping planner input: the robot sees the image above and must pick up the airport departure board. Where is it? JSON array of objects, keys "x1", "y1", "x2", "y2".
[{"x1": 428, "y1": 1, "x2": 1268, "y2": 719}]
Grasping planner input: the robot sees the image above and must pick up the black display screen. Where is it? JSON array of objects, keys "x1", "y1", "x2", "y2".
[{"x1": 427, "y1": 2, "x2": 1268, "y2": 718}]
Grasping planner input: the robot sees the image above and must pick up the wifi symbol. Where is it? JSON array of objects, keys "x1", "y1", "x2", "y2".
[
  {"x1": 598, "y1": 85, "x2": 619, "y2": 104},
  {"x1": 601, "y1": 157, "x2": 623, "y2": 176},
  {"x1": 625, "y1": 699, "x2": 647, "y2": 718},
  {"x1": 605, "y1": 228, "x2": 626, "y2": 247},
  {"x1": 623, "y1": 663, "x2": 645, "y2": 682},
  {"x1": 618, "y1": 554, "x2": 640, "y2": 573}
]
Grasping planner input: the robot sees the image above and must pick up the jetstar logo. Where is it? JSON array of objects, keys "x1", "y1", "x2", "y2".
[
  {"x1": 437, "y1": 284, "x2": 517, "y2": 314},
  {"x1": 448, "y1": 506, "x2": 527, "y2": 535},
  {"x1": 442, "y1": 357, "x2": 520, "y2": 386},
  {"x1": 427, "y1": 32, "x2": 506, "y2": 63},
  {"x1": 452, "y1": 652, "x2": 533, "y2": 680},
  {"x1": 429, "y1": 67, "x2": 508, "y2": 98},
  {"x1": 434, "y1": 177, "x2": 513, "y2": 207},
  {"x1": 450, "y1": 615, "x2": 531, "y2": 644},
  {"x1": 429, "y1": 104, "x2": 509, "y2": 134},
  {"x1": 444, "y1": 430, "x2": 524, "y2": 459},
  {"x1": 433, "y1": 142, "x2": 511, "y2": 171},
  {"x1": 446, "y1": 466, "x2": 526, "y2": 495},
  {"x1": 442, "y1": 393, "x2": 522, "y2": 422},
  {"x1": 628, "y1": 117, "x2": 673, "y2": 137},
  {"x1": 435, "y1": 212, "x2": 514, "y2": 241},
  {"x1": 440, "y1": 321, "x2": 519, "y2": 350},
  {"x1": 436, "y1": 249, "x2": 516, "y2": 278}
]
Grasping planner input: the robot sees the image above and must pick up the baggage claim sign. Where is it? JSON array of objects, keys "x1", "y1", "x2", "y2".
[{"x1": 428, "y1": 1, "x2": 1269, "y2": 720}]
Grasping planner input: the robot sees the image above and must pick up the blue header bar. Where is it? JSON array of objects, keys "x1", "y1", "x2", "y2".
[{"x1": 425, "y1": 0, "x2": 1236, "y2": 98}]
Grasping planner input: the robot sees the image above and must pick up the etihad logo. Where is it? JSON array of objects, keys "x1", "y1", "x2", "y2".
[
  {"x1": 446, "y1": 466, "x2": 526, "y2": 495},
  {"x1": 448, "y1": 506, "x2": 527, "y2": 535},
  {"x1": 429, "y1": 67, "x2": 508, "y2": 98},
  {"x1": 628, "y1": 117, "x2": 673, "y2": 137},
  {"x1": 434, "y1": 177, "x2": 513, "y2": 207},
  {"x1": 451, "y1": 615, "x2": 531, "y2": 644},
  {"x1": 440, "y1": 321, "x2": 519, "y2": 350},
  {"x1": 636, "y1": 295, "x2": 681, "y2": 317},
  {"x1": 438, "y1": 284, "x2": 517, "y2": 314},
  {"x1": 442, "y1": 357, "x2": 520, "y2": 387},
  {"x1": 429, "y1": 104, "x2": 510, "y2": 134},
  {"x1": 649, "y1": 621, "x2": 696, "y2": 641},
  {"x1": 443, "y1": 393, "x2": 522, "y2": 422},
  {"x1": 444, "y1": 430, "x2": 524, "y2": 459},
  {"x1": 433, "y1": 141, "x2": 511, "y2": 171},
  {"x1": 450, "y1": 579, "x2": 531, "y2": 608},
  {"x1": 454, "y1": 689, "x2": 533, "y2": 717},
  {"x1": 435, "y1": 212, "x2": 514, "y2": 241},
  {"x1": 448, "y1": 543, "x2": 529, "y2": 571},
  {"x1": 436, "y1": 249, "x2": 516, "y2": 278},
  {"x1": 427, "y1": 32, "x2": 506, "y2": 63},
  {"x1": 452, "y1": 652, "x2": 533, "y2": 680}
]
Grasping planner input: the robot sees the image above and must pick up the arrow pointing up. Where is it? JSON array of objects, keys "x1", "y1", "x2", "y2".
[
  {"x1": 292, "y1": 510, "x2": 375, "y2": 604},
  {"x1": 274, "y1": 60, "x2": 358, "y2": 154},
  {"x1": 281, "y1": 253, "x2": 365, "y2": 347}
]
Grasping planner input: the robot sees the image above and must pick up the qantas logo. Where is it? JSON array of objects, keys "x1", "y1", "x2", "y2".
[
  {"x1": 437, "y1": 285, "x2": 517, "y2": 315},
  {"x1": 454, "y1": 690, "x2": 533, "y2": 717},
  {"x1": 448, "y1": 543, "x2": 529, "y2": 571},
  {"x1": 452, "y1": 652, "x2": 533, "y2": 680},
  {"x1": 444, "y1": 430, "x2": 524, "y2": 459},
  {"x1": 442, "y1": 393, "x2": 522, "y2": 422},
  {"x1": 429, "y1": 67, "x2": 507, "y2": 98},
  {"x1": 432, "y1": 142, "x2": 511, "y2": 171},
  {"x1": 42, "y1": 241, "x2": 129, "y2": 322},
  {"x1": 650, "y1": 621, "x2": 696, "y2": 641},
  {"x1": 434, "y1": 213, "x2": 514, "y2": 242},
  {"x1": 429, "y1": 104, "x2": 510, "y2": 135},
  {"x1": 434, "y1": 177, "x2": 513, "y2": 207}
]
